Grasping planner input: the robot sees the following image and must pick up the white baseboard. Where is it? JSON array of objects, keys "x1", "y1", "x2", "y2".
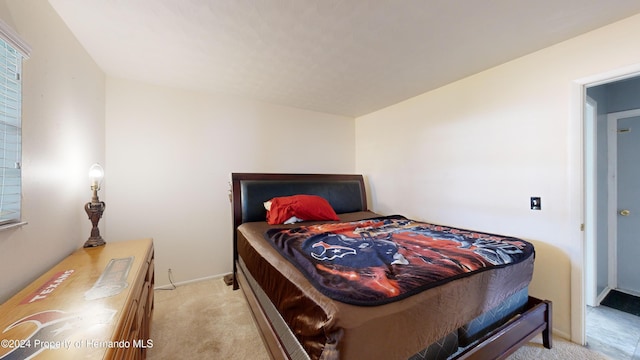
[
  {"x1": 154, "y1": 272, "x2": 232, "y2": 290},
  {"x1": 554, "y1": 328, "x2": 570, "y2": 341},
  {"x1": 596, "y1": 286, "x2": 611, "y2": 305}
]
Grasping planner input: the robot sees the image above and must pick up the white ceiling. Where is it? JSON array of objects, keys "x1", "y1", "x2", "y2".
[{"x1": 48, "y1": 0, "x2": 640, "y2": 117}]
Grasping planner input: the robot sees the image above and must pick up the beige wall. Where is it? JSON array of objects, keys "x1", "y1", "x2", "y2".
[
  {"x1": 0, "y1": 0, "x2": 105, "y2": 302},
  {"x1": 356, "y1": 13, "x2": 640, "y2": 339},
  {"x1": 104, "y1": 77, "x2": 354, "y2": 287}
]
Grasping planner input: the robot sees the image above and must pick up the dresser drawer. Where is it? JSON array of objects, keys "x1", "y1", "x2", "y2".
[{"x1": 0, "y1": 238, "x2": 154, "y2": 360}]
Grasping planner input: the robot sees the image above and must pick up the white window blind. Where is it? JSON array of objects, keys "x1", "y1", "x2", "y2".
[{"x1": 0, "y1": 38, "x2": 22, "y2": 225}]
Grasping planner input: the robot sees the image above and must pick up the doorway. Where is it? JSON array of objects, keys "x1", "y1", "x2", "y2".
[
  {"x1": 583, "y1": 75, "x2": 640, "y2": 358},
  {"x1": 585, "y1": 79, "x2": 640, "y2": 301}
]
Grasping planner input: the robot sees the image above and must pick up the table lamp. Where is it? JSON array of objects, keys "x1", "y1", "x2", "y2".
[{"x1": 83, "y1": 163, "x2": 106, "y2": 247}]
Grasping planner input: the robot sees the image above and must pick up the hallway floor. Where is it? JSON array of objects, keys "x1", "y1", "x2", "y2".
[{"x1": 587, "y1": 304, "x2": 640, "y2": 359}]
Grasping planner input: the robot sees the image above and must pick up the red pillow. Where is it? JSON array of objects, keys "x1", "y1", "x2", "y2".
[{"x1": 265, "y1": 195, "x2": 339, "y2": 225}]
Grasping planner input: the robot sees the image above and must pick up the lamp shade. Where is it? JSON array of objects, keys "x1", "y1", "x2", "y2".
[{"x1": 89, "y1": 163, "x2": 104, "y2": 189}]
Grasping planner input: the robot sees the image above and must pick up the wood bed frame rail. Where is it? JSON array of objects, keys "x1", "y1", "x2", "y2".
[{"x1": 457, "y1": 297, "x2": 552, "y2": 359}]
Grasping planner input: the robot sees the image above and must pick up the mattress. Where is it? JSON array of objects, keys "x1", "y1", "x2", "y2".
[
  {"x1": 408, "y1": 332, "x2": 459, "y2": 360},
  {"x1": 237, "y1": 211, "x2": 534, "y2": 360},
  {"x1": 458, "y1": 286, "x2": 529, "y2": 346}
]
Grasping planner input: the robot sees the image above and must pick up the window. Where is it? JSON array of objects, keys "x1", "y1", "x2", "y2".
[
  {"x1": 0, "y1": 39, "x2": 22, "y2": 224},
  {"x1": 0, "y1": 20, "x2": 29, "y2": 226}
]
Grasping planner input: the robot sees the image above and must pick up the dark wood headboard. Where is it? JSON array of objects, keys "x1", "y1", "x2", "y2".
[{"x1": 230, "y1": 173, "x2": 367, "y2": 289}]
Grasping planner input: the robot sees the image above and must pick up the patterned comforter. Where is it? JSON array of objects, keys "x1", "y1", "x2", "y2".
[{"x1": 265, "y1": 215, "x2": 534, "y2": 306}]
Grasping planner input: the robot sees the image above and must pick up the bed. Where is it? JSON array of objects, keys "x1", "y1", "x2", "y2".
[{"x1": 231, "y1": 173, "x2": 552, "y2": 360}]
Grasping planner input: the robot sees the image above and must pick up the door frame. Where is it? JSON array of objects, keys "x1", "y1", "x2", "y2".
[
  {"x1": 584, "y1": 95, "x2": 597, "y2": 307},
  {"x1": 571, "y1": 64, "x2": 640, "y2": 345}
]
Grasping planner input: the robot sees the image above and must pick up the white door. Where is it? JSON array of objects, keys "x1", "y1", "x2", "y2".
[{"x1": 616, "y1": 115, "x2": 640, "y2": 294}]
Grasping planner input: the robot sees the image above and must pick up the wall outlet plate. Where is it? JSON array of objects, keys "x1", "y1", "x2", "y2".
[{"x1": 530, "y1": 197, "x2": 541, "y2": 210}]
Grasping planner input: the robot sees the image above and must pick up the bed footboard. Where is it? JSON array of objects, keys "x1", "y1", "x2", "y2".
[{"x1": 455, "y1": 297, "x2": 552, "y2": 360}]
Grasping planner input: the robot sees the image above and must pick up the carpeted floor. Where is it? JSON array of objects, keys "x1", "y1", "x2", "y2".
[
  {"x1": 147, "y1": 277, "x2": 269, "y2": 360},
  {"x1": 147, "y1": 277, "x2": 611, "y2": 360}
]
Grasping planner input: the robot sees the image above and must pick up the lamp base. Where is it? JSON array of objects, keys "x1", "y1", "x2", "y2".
[
  {"x1": 84, "y1": 236, "x2": 106, "y2": 248},
  {"x1": 84, "y1": 200, "x2": 106, "y2": 248}
]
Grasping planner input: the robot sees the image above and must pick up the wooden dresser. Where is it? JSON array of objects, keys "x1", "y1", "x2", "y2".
[{"x1": 0, "y1": 238, "x2": 154, "y2": 360}]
